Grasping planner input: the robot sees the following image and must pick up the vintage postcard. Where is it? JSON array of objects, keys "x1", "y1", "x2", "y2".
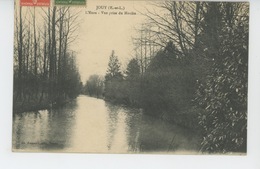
[{"x1": 12, "y1": 0, "x2": 249, "y2": 154}]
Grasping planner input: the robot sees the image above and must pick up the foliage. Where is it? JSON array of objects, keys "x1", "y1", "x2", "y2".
[
  {"x1": 105, "y1": 50, "x2": 123, "y2": 80},
  {"x1": 104, "y1": 51, "x2": 125, "y2": 101},
  {"x1": 142, "y1": 42, "x2": 196, "y2": 116},
  {"x1": 194, "y1": 2, "x2": 248, "y2": 153},
  {"x1": 124, "y1": 58, "x2": 141, "y2": 105},
  {"x1": 94, "y1": 1, "x2": 249, "y2": 154},
  {"x1": 125, "y1": 58, "x2": 140, "y2": 81},
  {"x1": 13, "y1": 6, "x2": 82, "y2": 113},
  {"x1": 84, "y1": 74, "x2": 104, "y2": 98}
]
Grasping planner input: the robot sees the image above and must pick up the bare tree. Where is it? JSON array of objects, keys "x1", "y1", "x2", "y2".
[
  {"x1": 139, "y1": 1, "x2": 204, "y2": 57},
  {"x1": 13, "y1": 6, "x2": 83, "y2": 112}
]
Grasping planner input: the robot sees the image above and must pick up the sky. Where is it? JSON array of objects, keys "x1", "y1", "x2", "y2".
[{"x1": 70, "y1": 0, "x2": 150, "y2": 83}]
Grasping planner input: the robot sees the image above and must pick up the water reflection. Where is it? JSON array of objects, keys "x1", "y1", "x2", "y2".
[
  {"x1": 13, "y1": 100, "x2": 77, "y2": 151},
  {"x1": 67, "y1": 96, "x2": 109, "y2": 152},
  {"x1": 13, "y1": 95, "x2": 200, "y2": 153}
]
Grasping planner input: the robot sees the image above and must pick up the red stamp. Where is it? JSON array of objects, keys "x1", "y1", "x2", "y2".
[{"x1": 20, "y1": 0, "x2": 50, "y2": 6}]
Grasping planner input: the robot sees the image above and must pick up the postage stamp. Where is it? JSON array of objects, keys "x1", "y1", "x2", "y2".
[
  {"x1": 54, "y1": 0, "x2": 86, "y2": 6},
  {"x1": 20, "y1": 0, "x2": 50, "y2": 6}
]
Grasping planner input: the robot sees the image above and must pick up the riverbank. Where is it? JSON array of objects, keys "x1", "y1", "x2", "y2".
[{"x1": 13, "y1": 95, "x2": 75, "y2": 114}]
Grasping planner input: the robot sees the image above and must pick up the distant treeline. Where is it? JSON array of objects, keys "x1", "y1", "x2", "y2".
[
  {"x1": 83, "y1": 74, "x2": 104, "y2": 98},
  {"x1": 84, "y1": 2, "x2": 248, "y2": 153},
  {"x1": 13, "y1": 6, "x2": 82, "y2": 113}
]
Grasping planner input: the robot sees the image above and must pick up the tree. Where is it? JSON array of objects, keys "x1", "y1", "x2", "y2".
[
  {"x1": 195, "y1": 2, "x2": 249, "y2": 153},
  {"x1": 124, "y1": 58, "x2": 141, "y2": 105},
  {"x1": 140, "y1": 1, "x2": 204, "y2": 57},
  {"x1": 125, "y1": 58, "x2": 140, "y2": 81},
  {"x1": 139, "y1": 1, "x2": 248, "y2": 153},
  {"x1": 84, "y1": 74, "x2": 104, "y2": 98},
  {"x1": 105, "y1": 50, "x2": 123, "y2": 80},
  {"x1": 104, "y1": 50, "x2": 124, "y2": 101},
  {"x1": 142, "y1": 42, "x2": 196, "y2": 116},
  {"x1": 13, "y1": 6, "x2": 82, "y2": 112},
  {"x1": 133, "y1": 25, "x2": 158, "y2": 76}
]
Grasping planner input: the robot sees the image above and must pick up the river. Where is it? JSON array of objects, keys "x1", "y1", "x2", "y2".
[{"x1": 12, "y1": 95, "x2": 200, "y2": 154}]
